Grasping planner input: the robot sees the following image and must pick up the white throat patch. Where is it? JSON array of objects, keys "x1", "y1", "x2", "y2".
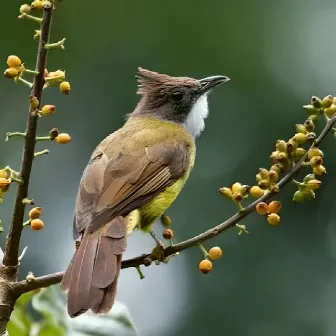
[{"x1": 184, "y1": 94, "x2": 209, "y2": 138}]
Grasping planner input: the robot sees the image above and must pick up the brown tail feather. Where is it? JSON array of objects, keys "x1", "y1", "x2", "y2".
[{"x1": 61, "y1": 217, "x2": 127, "y2": 318}]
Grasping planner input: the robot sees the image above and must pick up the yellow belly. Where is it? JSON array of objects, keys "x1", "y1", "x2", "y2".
[{"x1": 125, "y1": 173, "x2": 191, "y2": 234}]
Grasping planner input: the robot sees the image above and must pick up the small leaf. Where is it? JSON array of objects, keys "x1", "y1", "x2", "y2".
[
  {"x1": 67, "y1": 301, "x2": 136, "y2": 336},
  {"x1": 31, "y1": 285, "x2": 66, "y2": 326},
  {"x1": 7, "y1": 304, "x2": 31, "y2": 335},
  {"x1": 30, "y1": 322, "x2": 66, "y2": 336}
]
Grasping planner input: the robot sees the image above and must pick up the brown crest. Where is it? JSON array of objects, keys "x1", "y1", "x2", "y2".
[{"x1": 136, "y1": 67, "x2": 198, "y2": 95}]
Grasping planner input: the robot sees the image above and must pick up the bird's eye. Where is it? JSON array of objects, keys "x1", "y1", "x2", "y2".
[{"x1": 171, "y1": 91, "x2": 184, "y2": 102}]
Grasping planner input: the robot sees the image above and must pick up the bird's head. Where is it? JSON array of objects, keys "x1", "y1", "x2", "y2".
[{"x1": 131, "y1": 67, "x2": 230, "y2": 137}]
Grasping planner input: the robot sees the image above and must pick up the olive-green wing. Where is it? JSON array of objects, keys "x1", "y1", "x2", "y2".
[{"x1": 73, "y1": 141, "x2": 189, "y2": 238}]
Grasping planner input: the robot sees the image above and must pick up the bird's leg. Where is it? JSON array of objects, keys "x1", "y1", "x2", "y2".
[
  {"x1": 149, "y1": 229, "x2": 166, "y2": 263},
  {"x1": 150, "y1": 230, "x2": 165, "y2": 248}
]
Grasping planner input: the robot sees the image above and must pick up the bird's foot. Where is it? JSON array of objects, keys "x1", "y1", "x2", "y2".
[{"x1": 150, "y1": 230, "x2": 167, "y2": 263}]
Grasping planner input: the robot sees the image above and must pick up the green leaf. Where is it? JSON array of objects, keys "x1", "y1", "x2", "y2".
[
  {"x1": 7, "y1": 308, "x2": 29, "y2": 335},
  {"x1": 31, "y1": 285, "x2": 66, "y2": 326},
  {"x1": 66, "y1": 301, "x2": 137, "y2": 336},
  {"x1": 7, "y1": 292, "x2": 34, "y2": 335},
  {"x1": 29, "y1": 322, "x2": 66, "y2": 336}
]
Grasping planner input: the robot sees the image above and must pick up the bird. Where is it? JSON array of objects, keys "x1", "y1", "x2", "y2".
[{"x1": 60, "y1": 67, "x2": 229, "y2": 317}]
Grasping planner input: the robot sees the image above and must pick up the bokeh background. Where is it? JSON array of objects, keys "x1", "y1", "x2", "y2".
[{"x1": 2, "y1": 0, "x2": 336, "y2": 335}]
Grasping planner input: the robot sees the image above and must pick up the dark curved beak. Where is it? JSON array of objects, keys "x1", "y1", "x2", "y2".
[{"x1": 198, "y1": 75, "x2": 230, "y2": 94}]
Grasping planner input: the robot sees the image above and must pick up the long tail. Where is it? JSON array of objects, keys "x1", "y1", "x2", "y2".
[{"x1": 61, "y1": 216, "x2": 127, "y2": 317}]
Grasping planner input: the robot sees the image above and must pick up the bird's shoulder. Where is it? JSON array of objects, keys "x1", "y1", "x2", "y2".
[{"x1": 95, "y1": 116, "x2": 195, "y2": 160}]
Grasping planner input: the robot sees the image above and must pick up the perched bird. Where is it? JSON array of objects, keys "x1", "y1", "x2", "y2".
[{"x1": 60, "y1": 67, "x2": 229, "y2": 317}]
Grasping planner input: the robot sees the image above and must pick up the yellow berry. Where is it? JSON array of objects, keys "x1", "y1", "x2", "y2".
[
  {"x1": 31, "y1": 218, "x2": 44, "y2": 231},
  {"x1": 219, "y1": 187, "x2": 232, "y2": 199},
  {"x1": 270, "y1": 164, "x2": 283, "y2": 174},
  {"x1": 29, "y1": 207, "x2": 42, "y2": 219},
  {"x1": 162, "y1": 229, "x2": 173, "y2": 240},
  {"x1": 258, "y1": 179, "x2": 270, "y2": 190},
  {"x1": 286, "y1": 139, "x2": 298, "y2": 152},
  {"x1": 7, "y1": 55, "x2": 22, "y2": 68},
  {"x1": 250, "y1": 186, "x2": 264, "y2": 198},
  {"x1": 275, "y1": 140, "x2": 287, "y2": 152},
  {"x1": 295, "y1": 124, "x2": 307, "y2": 134},
  {"x1": 293, "y1": 133, "x2": 307, "y2": 145},
  {"x1": 268, "y1": 170, "x2": 278, "y2": 183},
  {"x1": 4, "y1": 68, "x2": 19, "y2": 78},
  {"x1": 258, "y1": 168, "x2": 269, "y2": 179},
  {"x1": 313, "y1": 165, "x2": 326, "y2": 176},
  {"x1": 256, "y1": 202, "x2": 269, "y2": 216},
  {"x1": 208, "y1": 247, "x2": 223, "y2": 260},
  {"x1": 20, "y1": 4, "x2": 31, "y2": 14},
  {"x1": 60, "y1": 81, "x2": 71, "y2": 94},
  {"x1": 29, "y1": 96, "x2": 39, "y2": 109},
  {"x1": 268, "y1": 201, "x2": 282, "y2": 214},
  {"x1": 304, "y1": 119, "x2": 315, "y2": 132},
  {"x1": 267, "y1": 213, "x2": 280, "y2": 226},
  {"x1": 321, "y1": 95, "x2": 333, "y2": 108},
  {"x1": 293, "y1": 148, "x2": 306, "y2": 159},
  {"x1": 232, "y1": 192, "x2": 243, "y2": 202},
  {"x1": 324, "y1": 104, "x2": 336, "y2": 118},
  {"x1": 307, "y1": 147, "x2": 324, "y2": 160},
  {"x1": 310, "y1": 156, "x2": 323, "y2": 167},
  {"x1": 199, "y1": 259, "x2": 212, "y2": 274},
  {"x1": 305, "y1": 179, "x2": 321, "y2": 190},
  {"x1": 231, "y1": 182, "x2": 242, "y2": 194},
  {"x1": 41, "y1": 104, "x2": 56, "y2": 116},
  {"x1": 55, "y1": 133, "x2": 71, "y2": 144},
  {"x1": 31, "y1": 0, "x2": 43, "y2": 9}
]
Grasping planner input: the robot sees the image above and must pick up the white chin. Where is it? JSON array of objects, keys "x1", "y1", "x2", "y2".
[{"x1": 184, "y1": 94, "x2": 209, "y2": 138}]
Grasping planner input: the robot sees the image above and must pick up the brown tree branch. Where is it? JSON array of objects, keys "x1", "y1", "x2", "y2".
[
  {"x1": 13, "y1": 115, "x2": 336, "y2": 295},
  {"x1": 1, "y1": 4, "x2": 53, "y2": 278}
]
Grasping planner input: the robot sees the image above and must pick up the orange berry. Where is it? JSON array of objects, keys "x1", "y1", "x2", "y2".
[
  {"x1": 60, "y1": 81, "x2": 71, "y2": 94},
  {"x1": 31, "y1": 218, "x2": 44, "y2": 230},
  {"x1": 29, "y1": 207, "x2": 42, "y2": 219},
  {"x1": 256, "y1": 202, "x2": 269, "y2": 216},
  {"x1": 162, "y1": 229, "x2": 173, "y2": 240},
  {"x1": 208, "y1": 247, "x2": 223, "y2": 260},
  {"x1": 267, "y1": 213, "x2": 280, "y2": 226},
  {"x1": 7, "y1": 55, "x2": 22, "y2": 68},
  {"x1": 55, "y1": 133, "x2": 71, "y2": 144},
  {"x1": 268, "y1": 201, "x2": 282, "y2": 214},
  {"x1": 0, "y1": 178, "x2": 11, "y2": 188},
  {"x1": 199, "y1": 259, "x2": 212, "y2": 274},
  {"x1": 41, "y1": 104, "x2": 56, "y2": 116}
]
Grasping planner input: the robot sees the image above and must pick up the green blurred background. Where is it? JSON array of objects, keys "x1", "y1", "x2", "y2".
[{"x1": 2, "y1": 0, "x2": 336, "y2": 335}]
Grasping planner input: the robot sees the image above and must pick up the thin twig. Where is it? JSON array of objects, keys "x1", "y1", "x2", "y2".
[
  {"x1": 14, "y1": 115, "x2": 336, "y2": 295},
  {"x1": 2, "y1": 5, "x2": 53, "y2": 277}
]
